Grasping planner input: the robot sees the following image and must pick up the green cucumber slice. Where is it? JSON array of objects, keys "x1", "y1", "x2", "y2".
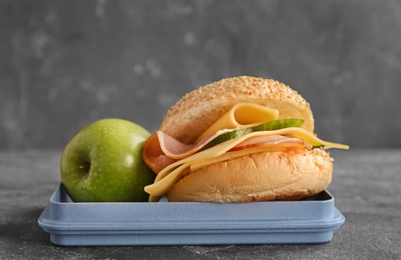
[
  {"x1": 252, "y1": 118, "x2": 304, "y2": 131},
  {"x1": 201, "y1": 119, "x2": 305, "y2": 149}
]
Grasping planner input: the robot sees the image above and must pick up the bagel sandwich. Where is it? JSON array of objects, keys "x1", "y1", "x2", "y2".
[{"x1": 142, "y1": 76, "x2": 349, "y2": 202}]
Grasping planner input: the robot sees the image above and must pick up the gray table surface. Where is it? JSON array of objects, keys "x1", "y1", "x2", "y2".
[{"x1": 1, "y1": 149, "x2": 400, "y2": 260}]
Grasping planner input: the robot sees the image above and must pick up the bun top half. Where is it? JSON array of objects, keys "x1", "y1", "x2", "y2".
[{"x1": 160, "y1": 76, "x2": 314, "y2": 144}]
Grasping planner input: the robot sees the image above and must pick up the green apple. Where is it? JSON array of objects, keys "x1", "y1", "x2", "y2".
[{"x1": 60, "y1": 118, "x2": 156, "y2": 202}]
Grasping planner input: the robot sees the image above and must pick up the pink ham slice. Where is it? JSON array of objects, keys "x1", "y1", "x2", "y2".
[{"x1": 143, "y1": 130, "x2": 232, "y2": 174}]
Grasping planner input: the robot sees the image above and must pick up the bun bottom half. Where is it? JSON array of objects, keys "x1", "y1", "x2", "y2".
[{"x1": 167, "y1": 148, "x2": 333, "y2": 202}]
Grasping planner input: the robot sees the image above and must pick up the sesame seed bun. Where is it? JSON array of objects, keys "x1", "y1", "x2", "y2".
[{"x1": 160, "y1": 76, "x2": 314, "y2": 144}]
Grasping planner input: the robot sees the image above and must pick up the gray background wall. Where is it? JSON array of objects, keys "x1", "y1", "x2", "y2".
[{"x1": 1, "y1": 0, "x2": 401, "y2": 149}]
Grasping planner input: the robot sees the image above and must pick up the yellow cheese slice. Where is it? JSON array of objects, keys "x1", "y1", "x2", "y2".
[
  {"x1": 145, "y1": 127, "x2": 349, "y2": 201},
  {"x1": 196, "y1": 102, "x2": 279, "y2": 142}
]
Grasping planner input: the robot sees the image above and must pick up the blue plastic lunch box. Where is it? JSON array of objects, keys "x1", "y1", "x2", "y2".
[{"x1": 38, "y1": 184, "x2": 345, "y2": 246}]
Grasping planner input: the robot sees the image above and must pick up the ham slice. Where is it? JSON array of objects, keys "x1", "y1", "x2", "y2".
[
  {"x1": 143, "y1": 129, "x2": 233, "y2": 173},
  {"x1": 142, "y1": 133, "x2": 177, "y2": 174}
]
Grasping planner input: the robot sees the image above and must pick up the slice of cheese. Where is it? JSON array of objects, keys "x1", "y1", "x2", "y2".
[
  {"x1": 196, "y1": 102, "x2": 279, "y2": 142},
  {"x1": 145, "y1": 127, "x2": 349, "y2": 201}
]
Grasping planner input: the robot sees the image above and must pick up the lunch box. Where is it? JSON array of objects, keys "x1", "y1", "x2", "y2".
[{"x1": 38, "y1": 184, "x2": 345, "y2": 246}]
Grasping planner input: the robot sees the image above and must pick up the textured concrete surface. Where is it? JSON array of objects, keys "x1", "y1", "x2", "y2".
[
  {"x1": 1, "y1": 149, "x2": 400, "y2": 259},
  {"x1": 1, "y1": 0, "x2": 401, "y2": 149}
]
